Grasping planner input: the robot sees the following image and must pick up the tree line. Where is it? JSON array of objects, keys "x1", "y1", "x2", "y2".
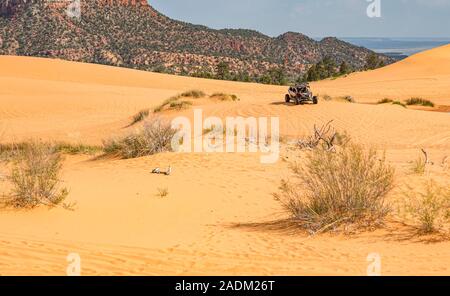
[{"x1": 154, "y1": 53, "x2": 386, "y2": 86}]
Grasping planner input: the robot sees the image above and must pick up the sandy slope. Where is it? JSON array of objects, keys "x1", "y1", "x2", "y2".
[
  {"x1": 313, "y1": 44, "x2": 450, "y2": 105},
  {"x1": 1, "y1": 46, "x2": 450, "y2": 275}
]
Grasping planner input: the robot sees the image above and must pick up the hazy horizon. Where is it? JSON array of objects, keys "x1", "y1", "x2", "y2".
[{"x1": 150, "y1": 0, "x2": 450, "y2": 38}]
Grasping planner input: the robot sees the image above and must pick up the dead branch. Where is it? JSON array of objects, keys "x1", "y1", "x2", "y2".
[
  {"x1": 298, "y1": 120, "x2": 337, "y2": 151},
  {"x1": 421, "y1": 148, "x2": 434, "y2": 165}
]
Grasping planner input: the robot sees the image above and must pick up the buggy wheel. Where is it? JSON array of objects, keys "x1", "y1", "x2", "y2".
[
  {"x1": 285, "y1": 94, "x2": 290, "y2": 103},
  {"x1": 295, "y1": 98, "x2": 301, "y2": 105},
  {"x1": 313, "y1": 96, "x2": 318, "y2": 105}
]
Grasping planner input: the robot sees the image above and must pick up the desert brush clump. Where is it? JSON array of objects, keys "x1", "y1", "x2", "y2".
[
  {"x1": 4, "y1": 141, "x2": 68, "y2": 209},
  {"x1": 377, "y1": 98, "x2": 394, "y2": 104},
  {"x1": 180, "y1": 89, "x2": 206, "y2": 99},
  {"x1": 401, "y1": 180, "x2": 450, "y2": 234},
  {"x1": 275, "y1": 141, "x2": 395, "y2": 233},
  {"x1": 209, "y1": 93, "x2": 239, "y2": 101},
  {"x1": 103, "y1": 117, "x2": 177, "y2": 159},
  {"x1": 405, "y1": 97, "x2": 435, "y2": 108},
  {"x1": 340, "y1": 95, "x2": 355, "y2": 103}
]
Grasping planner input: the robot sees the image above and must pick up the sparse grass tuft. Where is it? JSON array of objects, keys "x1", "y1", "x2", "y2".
[
  {"x1": 1, "y1": 142, "x2": 101, "y2": 159},
  {"x1": 169, "y1": 100, "x2": 193, "y2": 110},
  {"x1": 210, "y1": 93, "x2": 239, "y2": 101},
  {"x1": 377, "y1": 98, "x2": 394, "y2": 104},
  {"x1": 392, "y1": 100, "x2": 407, "y2": 108},
  {"x1": 156, "y1": 187, "x2": 169, "y2": 198},
  {"x1": 103, "y1": 117, "x2": 177, "y2": 159},
  {"x1": 4, "y1": 141, "x2": 69, "y2": 209},
  {"x1": 274, "y1": 143, "x2": 395, "y2": 233},
  {"x1": 405, "y1": 97, "x2": 435, "y2": 108},
  {"x1": 402, "y1": 180, "x2": 450, "y2": 234},
  {"x1": 410, "y1": 154, "x2": 427, "y2": 175},
  {"x1": 322, "y1": 94, "x2": 332, "y2": 101},
  {"x1": 153, "y1": 96, "x2": 180, "y2": 113},
  {"x1": 153, "y1": 94, "x2": 194, "y2": 113},
  {"x1": 55, "y1": 143, "x2": 102, "y2": 155},
  {"x1": 131, "y1": 109, "x2": 150, "y2": 125}
]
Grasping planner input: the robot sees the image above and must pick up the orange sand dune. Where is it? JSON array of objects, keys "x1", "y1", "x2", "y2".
[
  {"x1": 1, "y1": 46, "x2": 450, "y2": 275},
  {"x1": 313, "y1": 44, "x2": 450, "y2": 104}
]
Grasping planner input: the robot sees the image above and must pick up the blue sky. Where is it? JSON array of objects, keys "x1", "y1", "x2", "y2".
[{"x1": 150, "y1": 0, "x2": 450, "y2": 38}]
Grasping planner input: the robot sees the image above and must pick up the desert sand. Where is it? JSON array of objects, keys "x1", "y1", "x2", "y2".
[{"x1": 0, "y1": 45, "x2": 449, "y2": 275}]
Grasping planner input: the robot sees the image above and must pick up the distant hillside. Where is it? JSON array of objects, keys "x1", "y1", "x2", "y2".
[{"x1": 0, "y1": 0, "x2": 393, "y2": 82}]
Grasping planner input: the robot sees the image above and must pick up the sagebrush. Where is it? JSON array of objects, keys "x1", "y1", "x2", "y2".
[
  {"x1": 275, "y1": 143, "x2": 395, "y2": 233},
  {"x1": 6, "y1": 141, "x2": 68, "y2": 208},
  {"x1": 402, "y1": 180, "x2": 450, "y2": 233}
]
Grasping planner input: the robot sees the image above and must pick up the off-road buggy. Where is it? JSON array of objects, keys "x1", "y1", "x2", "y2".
[{"x1": 285, "y1": 83, "x2": 318, "y2": 105}]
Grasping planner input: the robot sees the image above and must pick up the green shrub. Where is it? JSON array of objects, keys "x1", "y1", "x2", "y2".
[{"x1": 405, "y1": 98, "x2": 435, "y2": 107}]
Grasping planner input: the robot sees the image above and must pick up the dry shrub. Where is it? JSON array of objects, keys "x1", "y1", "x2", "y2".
[
  {"x1": 103, "y1": 117, "x2": 177, "y2": 159},
  {"x1": 402, "y1": 180, "x2": 450, "y2": 234},
  {"x1": 5, "y1": 141, "x2": 68, "y2": 209},
  {"x1": 297, "y1": 121, "x2": 350, "y2": 151},
  {"x1": 275, "y1": 143, "x2": 395, "y2": 233}
]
